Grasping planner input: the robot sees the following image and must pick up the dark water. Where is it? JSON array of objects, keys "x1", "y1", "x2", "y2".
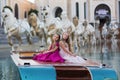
[{"x1": 0, "y1": 40, "x2": 120, "y2": 80}]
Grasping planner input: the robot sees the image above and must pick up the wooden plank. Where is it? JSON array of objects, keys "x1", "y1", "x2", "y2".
[
  {"x1": 55, "y1": 66, "x2": 87, "y2": 70},
  {"x1": 57, "y1": 77, "x2": 91, "y2": 80},
  {"x1": 19, "y1": 51, "x2": 39, "y2": 59},
  {"x1": 55, "y1": 66, "x2": 91, "y2": 80}
]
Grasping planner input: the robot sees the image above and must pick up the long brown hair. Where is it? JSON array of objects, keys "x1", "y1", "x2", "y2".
[{"x1": 56, "y1": 33, "x2": 60, "y2": 42}]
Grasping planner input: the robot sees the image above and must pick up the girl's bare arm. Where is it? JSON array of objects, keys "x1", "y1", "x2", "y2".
[
  {"x1": 47, "y1": 46, "x2": 58, "y2": 53},
  {"x1": 40, "y1": 44, "x2": 51, "y2": 53},
  {"x1": 47, "y1": 44, "x2": 52, "y2": 50},
  {"x1": 59, "y1": 41, "x2": 73, "y2": 56}
]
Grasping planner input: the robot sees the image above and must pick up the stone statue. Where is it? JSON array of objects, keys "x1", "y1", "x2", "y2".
[
  {"x1": 2, "y1": 6, "x2": 32, "y2": 49},
  {"x1": 28, "y1": 9, "x2": 47, "y2": 46}
]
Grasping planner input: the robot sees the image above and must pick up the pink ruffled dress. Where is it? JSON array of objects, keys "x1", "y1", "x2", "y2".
[{"x1": 33, "y1": 42, "x2": 65, "y2": 63}]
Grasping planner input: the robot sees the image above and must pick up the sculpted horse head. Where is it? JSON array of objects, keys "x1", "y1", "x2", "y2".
[
  {"x1": 28, "y1": 13, "x2": 37, "y2": 28},
  {"x1": 41, "y1": 5, "x2": 50, "y2": 24},
  {"x1": 73, "y1": 16, "x2": 79, "y2": 27},
  {"x1": 82, "y1": 20, "x2": 88, "y2": 29},
  {"x1": 60, "y1": 11, "x2": 75, "y2": 34},
  {"x1": 2, "y1": 6, "x2": 13, "y2": 19},
  {"x1": 61, "y1": 11, "x2": 67, "y2": 20},
  {"x1": 28, "y1": 9, "x2": 41, "y2": 33}
]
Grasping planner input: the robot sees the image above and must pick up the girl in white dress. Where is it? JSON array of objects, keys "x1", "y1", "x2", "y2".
[{"x1": 59, "y1": 32, "x2": 101, "y2": 66}]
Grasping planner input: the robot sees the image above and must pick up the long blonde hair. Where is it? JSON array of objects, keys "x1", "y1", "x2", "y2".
[{"x1": 62, "y1": 32, "x2": 71, "y2": 51}]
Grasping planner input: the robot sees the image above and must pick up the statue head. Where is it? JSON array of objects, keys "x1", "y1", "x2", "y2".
[
  {"x1": 83, "y1": 20, "x2": 88, "y2": 27},
  {"x1": 28, "y1": 9, "x2": 39, "y2": 27},
  {"x1": 28, "y1": 9, "x2": 39, "y2": 16},
  {"x1": 61, "y1": 11, "x2": 68, "y2": 20},
  {"x1": 41, "y1": 5, "x2": 50, "y2": 17},
  {"x1": 28, "y1": 13, "x2": 37, "y2": 27},
  {"x1": 2, "y1": 6, "x2": 13, "y2": 20},
  {"x1": 73, "y1": 16, "x2": 79, "y2": 27},
  {"x1": 2, "y1": 6, "x2": 13, "y2": 13}
]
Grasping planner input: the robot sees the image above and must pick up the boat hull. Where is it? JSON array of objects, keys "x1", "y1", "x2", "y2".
[{"x1": 11, "y1": 51, "x2": 118, "y2": 80}]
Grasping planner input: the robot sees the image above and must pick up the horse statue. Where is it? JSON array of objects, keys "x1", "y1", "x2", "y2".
[
  {"x1": 94, "y1": 19, "x2": 101, "y2": 44},
  {"x1": 2, "y1": 6, "x2": 32, "y2": 49},
  {"x1": 72, "y1": 16, "x2": 82, "y2": 51},
  {"x1": 108, "y1": 21, "x2": 119, "y2": 39},
  {"x1": 41, "y1": 5, "x2": 62, "y2": 45},
  {"x1": 75, "y1": 20, "x2": 95, "y2": 49},
  {"x1": 108, "y1": 21, "x2": 119, "y2": 50},
  {"x1": 28, "y1": 9, "x2": 47, "y2": 46},
  {"x1": 60, "y1": 11, "x2": 75, "y2": 34}
]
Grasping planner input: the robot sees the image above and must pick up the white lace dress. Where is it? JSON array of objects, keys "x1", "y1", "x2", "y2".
[{"x1": 59, "y1": 43, "x2": 86, "y2": 63}]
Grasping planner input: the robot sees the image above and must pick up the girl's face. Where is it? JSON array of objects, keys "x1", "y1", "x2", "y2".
[
  {"x1": 52, "y1": 34, "x2": 59, "y2": 41},
  {"x1": 62, "y1": 32, "x2": 69, "y2": 40}
]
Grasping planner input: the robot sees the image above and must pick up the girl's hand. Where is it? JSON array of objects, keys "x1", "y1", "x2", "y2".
[
  {"x1": 44, "y1": 51, "x2": 50, "y2": 53},
  {"x1": 39, "y1": 50, "x2": 45, "y2": 53},
  {"x1": 72, "y1": 54, "x2": 76, "y2": 57}
]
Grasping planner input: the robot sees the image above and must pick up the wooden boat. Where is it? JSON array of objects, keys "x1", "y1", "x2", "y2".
[{"x1": 11, "y1": 51, "x2": 118, "y2": 80}]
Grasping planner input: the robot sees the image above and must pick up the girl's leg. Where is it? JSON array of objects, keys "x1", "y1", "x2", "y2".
[{"x1": 83, "y1": 60, "x2": 101, "y2": 67}]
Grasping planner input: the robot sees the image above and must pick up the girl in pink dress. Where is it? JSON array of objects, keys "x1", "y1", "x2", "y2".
[
  {"x1": 59, "y1": 32, "x2": 101, "y2": 66},
  {"x1": 33, "y1": 34, "x2": 64, "y2": 63}
]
